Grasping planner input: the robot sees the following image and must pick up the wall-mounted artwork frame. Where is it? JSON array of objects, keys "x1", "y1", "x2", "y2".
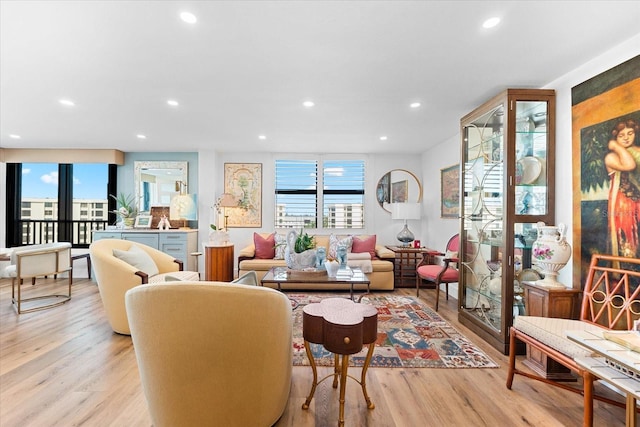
[
  {"x1": 134, "y1": 215, "x2": 152, "y2": 229},
  {"x1": 391, "y1": 180, "x2": 408, "y2": 203},
  {"x1": 224, "y1": 163, "x2": 262, "y2": 228},
  {"x1": 572, "y1": 55, "x2": 640, "y2": 285},
  {"x1": 441, "y1": 164, "x2": 460, "y2": 218}
]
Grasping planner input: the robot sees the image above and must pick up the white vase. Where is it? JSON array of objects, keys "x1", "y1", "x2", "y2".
[
  {"x1": 532, "y1": 222, "x2": 572, "y2": 288},
  {"x1": 285, "y1": 230, "x2": 317, "y2": 270}
]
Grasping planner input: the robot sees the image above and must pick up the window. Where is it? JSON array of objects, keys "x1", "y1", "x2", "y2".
[
  {"x1": 8, "y1": 163, "x2": 114, "y2": 247},
  {"x1": 275, "y1": 160, "x2": 317, "y2": 228},
  {"x1": 275, "y1": 159, "x2": 365, "y2": 229},
  {"x1": 323, "y1": 160, "x2": 364, "y2": 229}
]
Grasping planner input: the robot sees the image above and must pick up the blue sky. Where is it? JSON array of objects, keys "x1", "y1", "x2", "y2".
[{"x1": 22, "y1": 163, "x2": 108, "y2": 199}]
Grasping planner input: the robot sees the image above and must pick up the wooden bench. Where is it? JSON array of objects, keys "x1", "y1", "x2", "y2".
[{"x1": 506, "y1": 254, "x2": 640, "y2": 426}]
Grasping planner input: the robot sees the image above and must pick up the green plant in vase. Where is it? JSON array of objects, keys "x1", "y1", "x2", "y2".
[
  {"x1": 293, "y1": 228, "x2": 315, "y2": 253},
  {"x1": 286, "y1": 228, "x2": 317, "y2": 270},
  {"x1": 110, "y1": 192, "x2": 138, "y2": 227}
]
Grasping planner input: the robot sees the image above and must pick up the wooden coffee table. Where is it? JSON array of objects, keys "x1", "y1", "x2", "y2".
[{"x1": 260, "y1": 267, "x2": 371, "y2": 301}]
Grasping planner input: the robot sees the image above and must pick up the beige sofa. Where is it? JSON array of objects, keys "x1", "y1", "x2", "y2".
[{"x1": 238, "y1": 234, "x2": 395, "y2": 290}]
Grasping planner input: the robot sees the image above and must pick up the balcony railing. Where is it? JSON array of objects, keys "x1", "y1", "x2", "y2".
[{"x1": 17, "y1": 219, "x2": 109, "y2": 248}]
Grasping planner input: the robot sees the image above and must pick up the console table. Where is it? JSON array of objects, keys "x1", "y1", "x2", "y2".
[
  {"x1": 301, "y1": 298, "x2": 377, "y2": 426},
  {"x1": 93, "y1": 229, "x2": 198, "y2": 271},
  {"x1": 385, "y1": 246, "x2": 435, "y2": 288}
]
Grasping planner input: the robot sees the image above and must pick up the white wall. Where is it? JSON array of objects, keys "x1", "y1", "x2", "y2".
[
  {"x1": 423, "y1": 33, "x2": 640, "y2": 291},
  {"x1": 196, "y1": 150, "x2": 424, "y2": 275}
]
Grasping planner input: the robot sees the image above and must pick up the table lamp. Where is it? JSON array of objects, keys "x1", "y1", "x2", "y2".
[
  {"x1": 217, "y1": 193, "x2": 237, "y2": 231},
  {"x1": 391, "y1": 202, "x2": 421, "y2": 247},
  {"x1": 170, "y1": 193, "x2": 197, "y2": 229}
]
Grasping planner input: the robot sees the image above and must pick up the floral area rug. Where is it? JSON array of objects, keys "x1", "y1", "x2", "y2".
[{"x1": 291, "y1": 293, "x2": 499, "y2": 368}]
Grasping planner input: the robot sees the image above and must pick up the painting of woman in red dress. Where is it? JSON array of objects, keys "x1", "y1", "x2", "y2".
[{"x1": 605, "y1": 118, "x2": 640, "y2": 258}]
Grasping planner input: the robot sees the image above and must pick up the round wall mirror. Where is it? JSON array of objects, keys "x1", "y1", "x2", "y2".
[{"x1": 376, "y1": 169, "x2": 423, "y2": 213}]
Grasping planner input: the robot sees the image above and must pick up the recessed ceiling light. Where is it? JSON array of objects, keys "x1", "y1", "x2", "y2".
[
  {"x1": 59, "y1": 99, "x2": 75, "y2": 107},
  {"x1": 483, "y1": 17, "x2": 500, "y2": 29},
  {"x1": 410, "y1": 102, "x2": 421, "y2": 108},
  {"x1": 258, "y1": 135, "x2": 267, "y2": 140},
  {"x1": 9, "y1": 134, "x2": 21, "y2": 139},
  {"x1": 167, "y1": 99, "x2": 179, "y2": 107},
  {"x1": 180, "y1": 12, "x2": 197, "y2": 24},
  {"x1": 136, "y1": 134, "x2": 147, "y2": 139},
  {"x1": 302, "y1": 101, "x2": 315, "y2": 108},
  {"x1": 379, "y1": 136, "x2": 388, "y2": 141}
]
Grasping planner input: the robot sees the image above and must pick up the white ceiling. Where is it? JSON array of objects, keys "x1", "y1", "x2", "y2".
[{"x1": 1, "y1": 1, "x2": 639, "y2": 155}]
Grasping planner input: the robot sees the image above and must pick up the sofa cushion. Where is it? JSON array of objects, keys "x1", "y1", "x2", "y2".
[
  {"x1": 352, "y1": 235, "x2": 376, "y2": 259},
  {"x1": 329, "y1": 234, "x2": 353, "y2": 259},
  {"x1": 254, "y1": 232, "x2": 276, "y2": 259},
  {"x1": 274, "y1": 233, "x2": 287, "y2": 260},
  {"x1": 113, "y1": 245, "x2": 159, "y2": 277},
  {"x1": 513, "y1": 316, "x2": 603, "y2": 359}
]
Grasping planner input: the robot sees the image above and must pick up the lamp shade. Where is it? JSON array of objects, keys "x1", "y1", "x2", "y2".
[
  {"x1": 217, "y1": 193, "x2": 237, "y2": 208},
  {"x1": 170, "y1": 193, "x2": 197, "y2": 221},
  {"x1": 391, "y1": 202, "x2": 421, "y2": 220}
]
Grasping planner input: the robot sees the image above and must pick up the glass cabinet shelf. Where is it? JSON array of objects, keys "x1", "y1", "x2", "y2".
[{"x1": 458, "y1": 89, "x2": 555, "y2": 354}]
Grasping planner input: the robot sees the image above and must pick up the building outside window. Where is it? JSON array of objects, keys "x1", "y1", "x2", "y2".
[{"x1": 275, "y1": 158, "x2": 365, "y2": 229}]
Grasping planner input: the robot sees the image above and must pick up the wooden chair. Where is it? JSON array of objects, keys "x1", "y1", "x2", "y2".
[
  {"x1": 506, "y1": 254, "x2": 640, "y2": 426},
  {"x1": 415, "y1": 234, "x2": 459, "y2": 311}
]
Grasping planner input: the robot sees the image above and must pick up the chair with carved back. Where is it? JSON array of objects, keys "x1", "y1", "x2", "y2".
[
  {"x1": 415, "y1": 234, "x2": 459, "y2": 311},
  {"x1": 506, "y1": 254, "x2": 640, "y2": 426}
]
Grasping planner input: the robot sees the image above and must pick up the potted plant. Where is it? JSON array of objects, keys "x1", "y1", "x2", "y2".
[
  {"x1": 110, "y1": 192, "x2": 138, "y2": 228},
  {"x1": 285, "y1": 228, "x2": 317, "y2": 270}
]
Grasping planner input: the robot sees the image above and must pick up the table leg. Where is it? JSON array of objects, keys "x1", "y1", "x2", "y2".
[
  {"x1": 360, "y1": 343, "x2": 376, "y2": 409},
  {"x1": 333, "y1": 353, "x2": 340, "y2": 388},
  {"x1": 627, "y1": 394, "x2": 637, "y2": 427},
  {"x1": 302, "y1": 340, "x2": 318, "y2": 410},
  {"x1": 338, "y1": 354, "x2": 349, "y2": 427}
]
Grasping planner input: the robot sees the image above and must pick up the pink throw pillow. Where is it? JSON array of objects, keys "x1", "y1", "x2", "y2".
[
  {"x1": 254, "y1": 232, "x2": 276, "y2": 259},
  {"x1": 352, "y1": 235, "x2": 376, "y2": 259}
]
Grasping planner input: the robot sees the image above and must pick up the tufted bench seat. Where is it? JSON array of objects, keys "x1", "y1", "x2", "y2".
[{"x1": 507, "y1": 254, "x2": 640, "y2": 426}]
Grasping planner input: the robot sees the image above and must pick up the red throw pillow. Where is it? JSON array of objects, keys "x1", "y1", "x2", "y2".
[
  {"x1": 254, "y1": 232, "x2": 276, "y2": 259},
  {"x1": 352, "y1": 235, "x2": 376, "y2": 259}
]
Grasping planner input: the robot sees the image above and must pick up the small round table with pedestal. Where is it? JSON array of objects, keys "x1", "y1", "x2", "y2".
[{"x1": 301, "y1": 298, "x2": 378, "y2": 426}]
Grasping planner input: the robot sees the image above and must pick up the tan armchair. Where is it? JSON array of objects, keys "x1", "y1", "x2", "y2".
[
  {"x1": 89, "y1": 239, "x2": 198, "y2": 334},
  {"x1": 125, "y1": 282, "x2": 293, "y2": 427}
]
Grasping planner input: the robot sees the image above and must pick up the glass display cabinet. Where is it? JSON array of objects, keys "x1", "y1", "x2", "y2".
[{"x1": 458, "y1": 89, "x2": 555, "y2": 354}]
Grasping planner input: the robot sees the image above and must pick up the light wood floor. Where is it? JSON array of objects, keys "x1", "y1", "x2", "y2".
[{"x1": 0, "y1": 278, "x2": 628, "y2": 427}]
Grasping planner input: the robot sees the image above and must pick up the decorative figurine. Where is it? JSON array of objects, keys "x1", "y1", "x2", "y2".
[
  {"x1": 337, "y1": 244, "x2": 347, "y2": 268},
  {"x1": 315, "y1": 247, "x2": 326, "y2": 270},
  {"x1": 158, "y1": 215, "x2": 170, "y2": 230}
]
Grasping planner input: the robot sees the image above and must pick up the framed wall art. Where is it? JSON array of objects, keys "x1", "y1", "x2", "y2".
[
  {"x1": 391, "y1": 180, "x2": 408, "y2": 203},
  {"x1": 134, "y1": 215, "x2": 152, "y2": 229},
  {"x1": 224, "y1": 163, "x2": 262, "y2": 228},
  {"x1": 572, "y1": 55, "x2": 640, "y2": 285},
  {"x1": 440, "y1": 164, "x2": 460, "y2": 218}
]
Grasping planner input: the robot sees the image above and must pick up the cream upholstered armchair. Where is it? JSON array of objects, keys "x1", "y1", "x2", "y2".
[
  {"x1": 4, "y1": 242, "x2": 72, "y2": 314},
  {"x1": 125, "y1": 282, "x2": 293, "y2": 427},
  {"x1": 89, "y1": 239, "x2": 199, "y2": 334}
]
